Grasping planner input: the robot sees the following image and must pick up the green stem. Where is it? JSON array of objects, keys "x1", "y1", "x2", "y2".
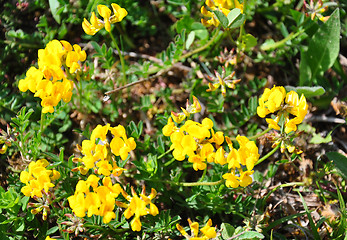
[
  {"x1": 263, "y1": 182, "x2": 305, "y2": 205},
  {"x1": 109, "y1": 31, "x2": 126, "y2": 84},
  {"x1": 164, "y1": 158, "x2": 176, "y2": 167},
  {"x1": 158, "y1": 149, "x2": 173, "y2": 160},
  {"x1": 40, "y1": 110, "x2": 44, "y2": 134},
  {"x1": 228, "y1": 128, "x2": 271, "y2": 141},
  {"x1": 198, "y1": 167, "x2": 207, "y2": 182},
  {"x1": 179, "y1": 26, "x2": 221, "y2": 60},
  {"x1": 180, "y1": 179, "x2": 224, "y2": 187},
  {"x1": 247, "y1": 128, "x2": 271, "y2": 141},
  {"x1": 237, "y1": 0, "x2": 246, "y2": 44},
  {"x1": 255, "y1": 142, "x2": 281, "y2": 166},
  {"x1": 260, "y1": 28, "x2": 305, "y2": 51}
]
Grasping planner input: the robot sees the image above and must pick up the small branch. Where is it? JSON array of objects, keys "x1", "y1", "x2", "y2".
[{"x1": 104, "y1": 68, "x2": 168, "y2": 96}]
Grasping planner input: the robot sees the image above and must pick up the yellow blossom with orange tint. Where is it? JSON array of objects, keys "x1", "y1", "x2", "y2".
[
  {"x1": 176, "y1": 218, "x2": 217, "y2": 239},
  {"x1": 257, "y1": 86, "x2": 308, "y2": 133},
  {"x1": 82, "y1": 3, "x2": 127, "y2": 35}
]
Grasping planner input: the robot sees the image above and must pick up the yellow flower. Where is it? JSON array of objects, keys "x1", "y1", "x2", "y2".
[
  {"x1": 177, "y1": 218, "x2": 217, "y2": 239},
  {"x1": 162, "y1": 117, "x2": 178, "y2": 136},
  {"x1": 20, "y1": 159, "x2": 60, "y2": 198},
  {"x1": 82, "y1": 3, "x2": 128, "y2": 35},
  {"x1": 77, "y1": 124, "x2": 136, "y2": 175},
  {"x1": 257, "y1": 86, "x2": 286, "y2": 118},
  {"x1": 18, "y1": 39, "x2": 86, "y2": 113},
  {"x1": 257, "y1": 86, "x2": 308, "y2": 133},
  {"x1": 223, "y1": 172, "x2": 239, "y2": 188},
  {"x1": 117, "y1": 187, "x2": 159, "y2": 231},
  {"x1": 68, "y1": 175, "x2": 122, "y2": 223},
  {"x1": 201, "y1": 0, "x2": 243, "y2": 27},
  {"x1": 82, "y1": 12, "x2": 104, "y2": 35}
]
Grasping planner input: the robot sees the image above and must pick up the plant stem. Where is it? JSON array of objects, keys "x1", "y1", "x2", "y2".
[
  {"x1": 164, "y1": 158, "x2": 176, "y2": 167},
  {"x1": 158, "y1": 149, "x2": 173, "y2": 160},
  {"x1": 109, "y1": 31, "x2": 126, "y2": 84},
  {"x1": 260, "y1": 28, "x2": 305, "y2": 51},
  {"x1": 40, "y1": 110, "x2": 45, "y2": 134},
  {"x1": 198, "y1": 167, "x2": 207, "y2": 182},
  {"x1": 179, "y1": 26, "x2": 221, "y2": 60},
  {"x1": 255, "y1": 142, "x2": 281, "y2": 166},
  {"x1": 180, "y1": 179, "x2": 224, "y2": 187},
  {"x1": 247, "y1": 128, "x2": 271, "y2": 141}
]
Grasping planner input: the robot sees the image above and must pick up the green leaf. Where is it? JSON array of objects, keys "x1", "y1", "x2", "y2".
[
  {"x1": 48, "y1": 0, "x2": 61, "y2": 24},
  {"x1": 299, "y1": 48, "x2": 312, "y2": 86},
  {"x1": 47, "y1": 226, "x2": 59, "y2": 235},
  {"x1": 213, "y1": 10, "x2": 229, "y2": 29},
  {"x1": 221, "y1": 223, "x2": 235, "y2": 239},
  {"x1": 176, "y1": 16, "x2": 194, "y2": 34},
  {"x1": 242, "y1": 33, "x2": 257, "y2": 51},
  {"x1": 285, "y1": 86, "x2": 325, "y2": 98},
  {"x1": 157, "y1": 136, "x2": 165, "y2": 154},
  {"x1": 306, "y1": 9, "x2": 340, "y2": 82},
  {"x1": 227, "y1": 9, "x2": 241, "y2": 26},
  {"x1": 238, "y1": 231, "x2": 265, "y2": 239},
  {"x1": 186, "y1": 31, "x2": 195, "y2": 50},
  {"x1": 191, "y1": 23, "x2": 208, "y2": 40},
  {"x1": 326, "y1": 152, "x2": 347, "y2": 180},
  {"x1": 310, "y1": 132, "x2": 332, "y2": 144},
  {"x1": 260, "y1": 39, "x2": 275, "y2": 51},
  {"x1": 228, "y1": 12, "x2": 246, "y2": 29},
  {"x1": 91, "y1": 41, "x2": 103, "y2": 56}
]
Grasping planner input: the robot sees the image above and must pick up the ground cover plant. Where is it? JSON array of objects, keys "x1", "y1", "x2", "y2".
[{"x1": 0, "y1": 0, "x2": 347, "y2": 239}]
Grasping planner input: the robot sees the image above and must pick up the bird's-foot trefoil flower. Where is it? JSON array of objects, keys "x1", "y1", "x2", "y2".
[
  {"x1": 82, "y1": 3, "x2": 128, "y2": 35},
  {"x1": 176, "y1": 218, "x2": 217, "y2": 239},
  {"x1": 257, "y1": 86, "x2": 308, "y2": 134},
  {"x1": 116, "y1": 186, "x2": 159, "y2": 231}
]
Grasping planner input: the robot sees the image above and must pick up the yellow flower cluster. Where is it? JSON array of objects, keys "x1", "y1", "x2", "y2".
[
  {"x1": 257, "y1": 86, "x2": 308, "y2": 133},
  {"x1": 176, "y1": 219, "x2": 217, "y2": 240},
  {"x1": 20, "y1": 159, "x2": 60, "y2": 198},
  {"x1": 68, "y1": 176, "x2": 158, "y2": 229},
  {"x1": 163, "y1": 117, "x2": 225, "y2": 171},
  {"x1": 18, "y1": 40, "x2": 86, "y2": 113},
  {"x1": 116, "y1": 187, "x2": 159, "y2": 231},
  {"x1": 222, "y1": 135, "x2": 259, "y2": 188},
  {"x1": 68, "y1": 175, "x2": 122, "y2": 223},
  {"x1": 74, "y1": 123, "x2": 136, "y2": 176},
  {"x1": 69, "y1": 124, "x2": 158, "y2": 230},
  {"x1": 82, "y1": 3, "x2": 127, "y2": 35},
  {"x1": 201, "y1": 0, "x2": 243, "y2": 27},
  {"x1": 163, "y1": 98, "x2": 259, "y2": 188}
]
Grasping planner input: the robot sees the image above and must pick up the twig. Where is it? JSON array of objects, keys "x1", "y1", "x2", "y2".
[
  {"x1": 113, "y1": 49, "x2": 163, "y2": 64},
  {"x1": 104, "y1": 68, "x2": 168, "y2": 96},
  {"x1": 306, "y1": 116, "x2": 346, "y2": 124}
]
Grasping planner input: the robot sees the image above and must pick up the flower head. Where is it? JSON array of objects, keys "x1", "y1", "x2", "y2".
[
  {"x1": 116, "y1": 186, "x2": 159, "y2": 231},
  {"x1": 257, "y1": 86, "x2": 308, "y2": 133},
  {"x1": 18, "y1": 40, "x2": 86, "y2": 113},
  {"x1": 20, "y1": 159, "x2": 60, "y2": 198},
  {"x1": 82, "y1": 3, "x2": 127, "y2": 35},
  {"x1": 176, "y1": 218, "x2": 217, "y2": 239}
]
